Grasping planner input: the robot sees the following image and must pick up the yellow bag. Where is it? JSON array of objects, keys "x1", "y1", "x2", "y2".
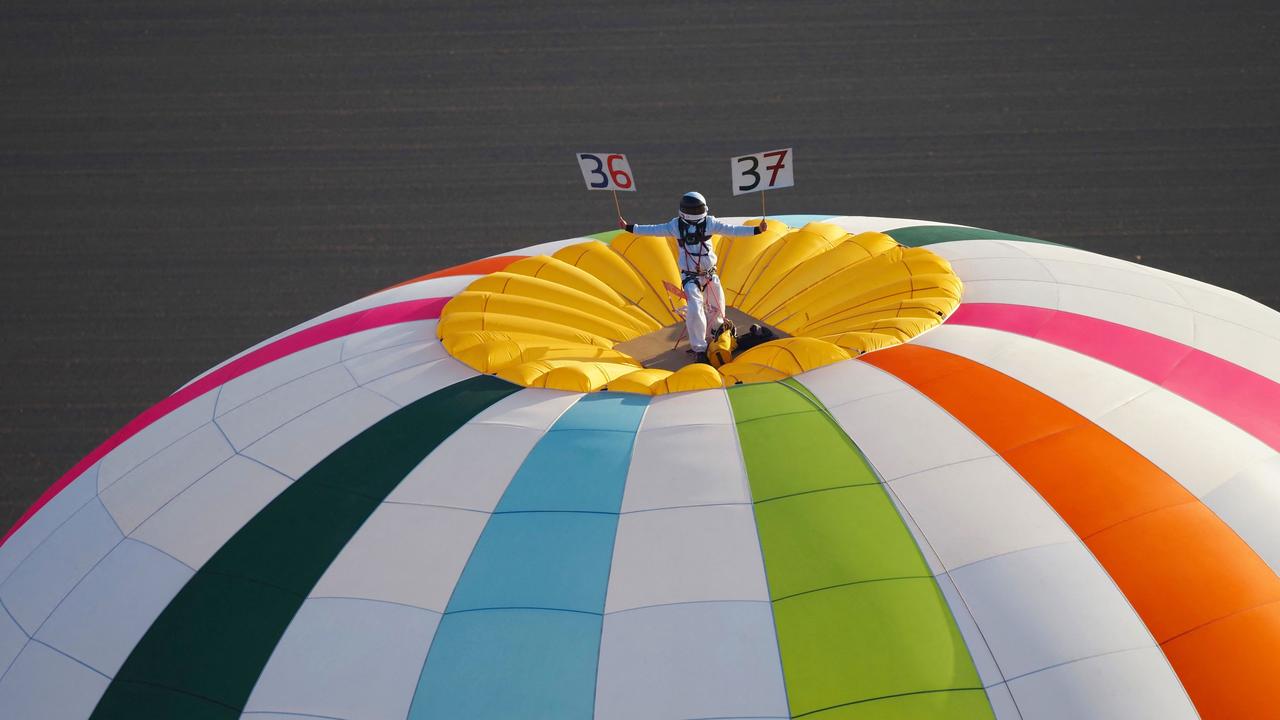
[{"x1": 707, "y1": 322, "x2": 738, "y2": 368}]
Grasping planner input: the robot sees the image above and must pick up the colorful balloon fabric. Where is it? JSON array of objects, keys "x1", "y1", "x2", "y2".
[{"x1": 1, "y1": 215, "x2": 1278, "y2": 720}]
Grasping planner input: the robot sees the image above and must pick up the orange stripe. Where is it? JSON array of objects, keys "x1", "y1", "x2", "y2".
[
  {"x1": 863, "y1": 344, "x2": 1280, "y2": 719},
  {"x1": 1162, "y1": 600, "x2": 1280, "y2": 716},
  {"x1": 382, "y1": 255, "x2": 529, "y2": 291}
]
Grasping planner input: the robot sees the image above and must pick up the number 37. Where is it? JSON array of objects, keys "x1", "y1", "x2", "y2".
[{"x1": 732, "y1": 148, "x2": 794, "y2": 195}]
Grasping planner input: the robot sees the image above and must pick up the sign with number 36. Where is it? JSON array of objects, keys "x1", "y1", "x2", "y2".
[
  {"x1": 731, "y1": 147, "x2": 794, "y2": 196},
  {"x1": 576, "y1": 152, "x2": 636, "y2": 192}
]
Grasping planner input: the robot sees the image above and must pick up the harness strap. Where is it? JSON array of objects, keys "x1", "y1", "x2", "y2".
[
  {"x1": 682, "y1": 268, "x2": 716, "y2": 292},
  {"x1": 678, "y1": 217, "x2": 712, "y2": 277}
]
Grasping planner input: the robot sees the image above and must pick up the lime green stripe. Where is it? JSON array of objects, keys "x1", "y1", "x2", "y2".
[
  {"x1": 802, "y1": 688, "x2": 996, "y2": 719},
  {"x1": 588, "y1": 228, "x2": 625, "y2": 243},
  {"x1": 727, "y1": 382, "x2": 993, "y2": 719},
  {"x1": 90, "y1": 375, "x2": 521, "y2": 719},
  {"x1": 781, "y1": 376, "x2": 823, "y2": 408},
  {"x1": 886, "y1": 224, "x2": 1057, "y2": 247}
]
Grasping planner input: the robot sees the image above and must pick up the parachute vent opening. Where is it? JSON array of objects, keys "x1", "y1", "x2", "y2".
[{"x1": 438, "y1": 220, "x2": 962, "y2": 394}]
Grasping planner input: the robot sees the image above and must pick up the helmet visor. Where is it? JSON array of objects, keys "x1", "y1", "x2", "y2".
[
  {"x1": 679, "y1": 193, "x2": 707, "y2": 215},
  {"x1": 679, "y1": 210, "x2": 707, "y2": 223}
]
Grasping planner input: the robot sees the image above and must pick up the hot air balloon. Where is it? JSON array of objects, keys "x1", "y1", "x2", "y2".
[{"x1": 0, "y1": 215, "x2": 1275, "y2": 719}]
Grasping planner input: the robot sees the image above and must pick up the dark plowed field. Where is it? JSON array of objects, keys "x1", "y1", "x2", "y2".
[{"x1": 2, "y1": 1, "x2": 1277, "y2": 527}]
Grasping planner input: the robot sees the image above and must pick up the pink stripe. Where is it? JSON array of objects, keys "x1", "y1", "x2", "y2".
[
  {"x1": 1, "y1": 296, "x2": 449, "y2": 547},
  {"x1": 949, "y1": 303, "x2": 1280, "y2": 450}
]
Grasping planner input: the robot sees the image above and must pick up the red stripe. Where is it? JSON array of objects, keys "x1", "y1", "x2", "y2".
[
  {"x1": 948, "y1": 303, "x2": 1280, "y2": 450},
  {"x1": 1, "y1": 296, "x2": 449, "y2": 547},
  {"x1": 382, "y1": 255, "x2": 528, "y2": 291}
]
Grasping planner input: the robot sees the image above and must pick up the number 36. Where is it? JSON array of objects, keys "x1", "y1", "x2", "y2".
[{"x1": 579, "y1": 153, "x2": 633, "y2": 190}]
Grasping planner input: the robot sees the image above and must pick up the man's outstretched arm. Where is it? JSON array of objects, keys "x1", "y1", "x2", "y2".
[
  {"x1": 708, "y1": 218, "x2": 769, "y2": 236},
  {"x1": 619, "y1": 219, "x2": 678, "y2": 237}
]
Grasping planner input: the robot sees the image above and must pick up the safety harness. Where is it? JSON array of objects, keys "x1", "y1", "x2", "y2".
[{"x1": 678, "y1": 217, "x2": 715, "y2": 290}]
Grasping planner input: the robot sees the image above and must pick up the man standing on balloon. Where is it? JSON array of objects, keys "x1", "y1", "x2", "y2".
[{"x1": 621, "y1": 191, "x2": 768, "y2": 363}]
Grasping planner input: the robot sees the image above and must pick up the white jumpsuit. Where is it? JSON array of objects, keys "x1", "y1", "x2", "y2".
[{"x1": 630, "y1": 216, "x2": 760, "y2": 352}]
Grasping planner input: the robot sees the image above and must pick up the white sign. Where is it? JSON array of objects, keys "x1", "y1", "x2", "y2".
[
  {"x1": 576, "y1": 152, "x2": 636, "y2": 192},
  {"x1": 731, "y1": 147, "x2": 794, "y2": 196}
]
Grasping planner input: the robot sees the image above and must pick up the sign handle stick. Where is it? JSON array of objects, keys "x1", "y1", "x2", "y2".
[
  {"x1": 760, "y1": 190, "x2": 766, "y2": 222},
  {"x1": 612, "y1": 190, "x2": 624, "y2": 224}
]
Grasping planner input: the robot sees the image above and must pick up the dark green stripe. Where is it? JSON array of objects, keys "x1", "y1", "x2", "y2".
[
  {"x1": 90, "y1": 375, "x2": 521, "y2": 720},
  {"x1": 727, "y1": 381, "x2": 994, "y2": 719},
  {"x1": 886, "y1": 224, "x2": 1058, "y2": 247}
]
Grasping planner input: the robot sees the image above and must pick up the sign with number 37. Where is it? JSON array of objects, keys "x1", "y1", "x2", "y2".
[
  {"x1": 731, "y1": 147, "x2": 794, "y2": 196},
  {"x1": 576, "y1": 153, "x2": 636, "y2": 192}
]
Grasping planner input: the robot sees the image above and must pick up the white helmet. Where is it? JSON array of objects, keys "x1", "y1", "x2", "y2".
[{"x1": 679, "y1": 191, "x2": 708, "y2": 222}]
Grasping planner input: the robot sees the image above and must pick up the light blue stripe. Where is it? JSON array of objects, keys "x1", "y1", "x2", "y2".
[
  {"x1": 765, "y1": 213, "x2": 837, "y2": 226},
  {"x1": 541, "y1": 393, "x2": 648, "y2": 433},
  {"x1": 446, "y1": 512, "x2": 618, "y2": 613},
  {"x1": 409, "y1": 392, "x2": 649, "y2": 720},
  {"x1": 413, "y1": 609, "x2": 602, "y2": 720},
  {"x1": 495, "y1": 430, "x2": 638, "y2": 513}
]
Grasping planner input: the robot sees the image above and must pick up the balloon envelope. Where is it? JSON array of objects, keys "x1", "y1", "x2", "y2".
[{"x1": 1, "y1": 215, "x2": 1277, "y2": 720}]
